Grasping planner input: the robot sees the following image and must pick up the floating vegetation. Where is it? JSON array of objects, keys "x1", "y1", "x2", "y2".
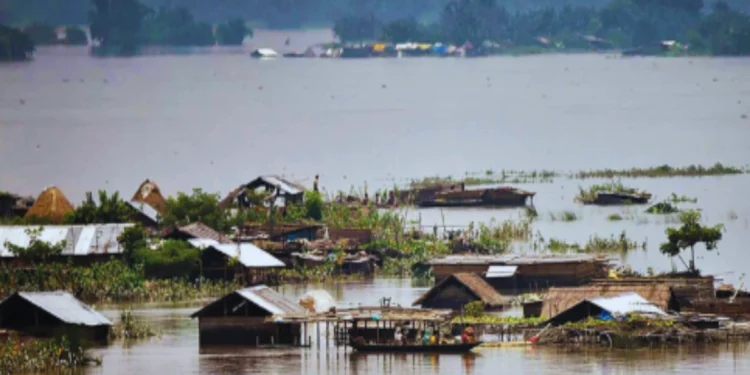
[
  {"x1": 109, "y1": 311, "x2": 158, "y2": 340},
  {"x1": 0, "y1": 335, "x2": 98, "y2": 373},
  {"x1": 668, "y1": 193, "x2": 697, "y2": 204},
  {"x1": 646, "y1": 202, "x2": 679, "y2": 214},
  {"x1": 584, "y1": 231, "x2": 642, "y2": 254},
  {"x1": 573, "y1": 163, "x2": 746, "y2": 179},
  {"x1": 523, "y1": 206, "x2": 539, "y2": 220},
  {"x1": 550, "y1": 211, "x2": 578, "y2": 222},
  {"x1": 547, "y1": 238, "x2": 580, "y2": 253},
  {"x1": 607, "y1": 214, "x2": 624, "y2": 221}
]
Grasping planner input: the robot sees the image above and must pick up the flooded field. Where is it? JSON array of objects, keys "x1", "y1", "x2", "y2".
[{"x1": 88, "y1": 279, "x2": 750, "y2": 375}]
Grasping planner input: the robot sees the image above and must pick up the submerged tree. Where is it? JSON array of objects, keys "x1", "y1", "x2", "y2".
[
  {"x1": 0, "y1": 25, "x2": 35, "y2": 61},
  {"x1": 65, "y1": 26, "x2": 88, "y2": 45},
  {"x1": 89, "y1": 0, "x2": 150, "y2": 54},
  {"x1": 659, "y1": 210, "x2": 723, "y2": 274},
  {"x1": 216, "y1": 18, "x2": 252, "y2": 45}
]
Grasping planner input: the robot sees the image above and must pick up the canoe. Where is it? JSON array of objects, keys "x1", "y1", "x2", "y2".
[{"x1": 350, "y1": 341, "x2": 482, "y2": 353}]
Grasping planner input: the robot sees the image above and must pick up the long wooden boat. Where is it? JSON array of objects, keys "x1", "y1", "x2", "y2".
[
  {"x1": 350, "y1": 341, "x2": 482, "y2": 353},
  {"x1": 417, "y1": 187, "x2": 535, "y2": 208}
]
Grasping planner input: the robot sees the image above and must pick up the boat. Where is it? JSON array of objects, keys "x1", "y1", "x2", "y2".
[
  {"x1": 417, "y1": 187, "x2": 535, "y2": 208},
  {"x1": 350, "y1": 341, "x2": 482, "y2": 353}
]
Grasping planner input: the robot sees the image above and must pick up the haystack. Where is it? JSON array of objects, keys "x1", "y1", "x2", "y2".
[
  {"x1": 24, "y1": 186, "x2": 74, "y2": 223},
  {"x1": 131, "y1": 179, "x2": 167, "y2": 214}
]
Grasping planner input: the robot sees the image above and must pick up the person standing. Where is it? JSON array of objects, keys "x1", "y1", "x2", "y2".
[{"x1": 313, "y1": 175, "x2": 319, "y2": 193}]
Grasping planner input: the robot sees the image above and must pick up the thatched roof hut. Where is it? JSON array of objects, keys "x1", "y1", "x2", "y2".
[
  {"x1": 131, "y1": 179, "x2": 167, "y2": 214},
  {"x1": 542, "y1": 285, "x2": 676, "y2": 319},
  {"x1": 23, "y1": 186, "x2": 74, "y2": 223},
  {"x1": 413, "y1": 273, "x2": 508, "y2": 311}
]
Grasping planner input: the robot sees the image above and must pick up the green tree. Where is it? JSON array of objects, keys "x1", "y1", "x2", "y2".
[
  {"x1": 380, "y1": 17, "x2": 425, "y2": 42},
  {"x1": 0, "y1": 25, "x2": 35, "y2": 61},
  {"x1": 65, "y1": 26, "x2": 88, "y2": 45},
  {"x1": 696, "y1": 2, "x2": 750, "y2": 55},
  {"x1": 217, "y1": 18, "x2": 252, "y2": 45},
  {"x1": 162, "y1": 188, "x2": 230, "y2": 233},
  {"x1": 142, "y1": 6, "x2": 214, "y2": 46},
  {"x1": 89, "y1": 0, "x2": 150, "y2": 54},
  {"x1": 117, "y1": 225, "x2": 149, "y2": 265},
  {"x1": 24, "y1": 23, "x2": 58, "y2": 45},
  {"x1": 65, "y1": 190, "x2": 133, "y2": 224},
  {"x1": 659, "y1": 210, "x2": 723, "y2": 273},
  {"x1": 333, "y1": 14, "x2": 381, "y2": 42},
  {"x1": 4, "y1": 227, "x2": 67, "y2": 261},
  {"x1": 304, "y1": 191, "x2": 323, "y2": 221},
  {"x1": 133, "y1": 239, "x2": 200, "y2": 279}
]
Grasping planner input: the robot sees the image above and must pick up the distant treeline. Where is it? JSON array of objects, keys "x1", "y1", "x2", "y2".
[
  {"x1": 335, "y1": 0, "x2": 750, "y2": 56},
  {"x1": 1, "y1": 0, "x2": 748, "y2": 28}
]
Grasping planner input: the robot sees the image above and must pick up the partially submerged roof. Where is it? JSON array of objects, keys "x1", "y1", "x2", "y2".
[
  {"x1": 0, "y1": 291, "x2": 112, "y2": 326},
  {"x1": 130, "y1": 179, "x2": 167, "y2": 214},
  {"x1": 542, "y1": 284, "x2": 674, "y2": 318},
  {"x1": 191, "y1": 285, "x2": 305, "y2": 317},
  {"x1": 549, "y1": 292, "x2": 667, "y2": 324},
  {"x1": 162, "y1": 221, "x2": 233, "y2": 244},
  {"x1": 429, "y1": 254, "x2": 609, "y2": 266},
  {"x1": 0, "y1": 224, "x2": 134, "y2": 257},
  {"x1": 413, "y1": 273, "x2": 506, "y2": 308},
  {"x1": 188, "y1": 238, "x2": 285, "y2": 268},
  {"x1": 24, "y1": 186, "x2": 74, "y2": 223}
]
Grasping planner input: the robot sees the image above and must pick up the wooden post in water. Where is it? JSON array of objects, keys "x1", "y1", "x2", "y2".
[
  {"x1": 326, "y1": 320, "x2": 330, "y2": 350},
  {"x1": 256, "y1": 336, "x2": 259, "y2": 346},
  {"x1": 317, "y1": 321, "x2": 321, "y2": 350}
]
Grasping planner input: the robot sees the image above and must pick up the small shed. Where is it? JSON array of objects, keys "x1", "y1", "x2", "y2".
[
  {"x1": 547, "y1": 292, "x2": 668, "y2": 325},
  {"x1": 191, "y1": 285, "x2": 305, "y2": 346},
  {"x1": 0, "y1": 291, "x2": 112, "y2": 343},
  {"x1": 542, "y1": 284, "x2": 677, "y2": 319},
  {"x1": 24, "y1": 186, "x2": 74, "y2": 223},
  {"x1": 188, "y1": 238, "x2": 285, "y2": 283},
  {"x1": 412, "y1": 273, "x2": 507, "y2": 312},
  {"x1": 161, "y1": 221, "x2": 233, "y2": 244}
]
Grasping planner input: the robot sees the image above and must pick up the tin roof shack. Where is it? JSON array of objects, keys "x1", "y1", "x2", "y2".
[
  {"x1": 590, "y1": 277, "x2": 715, "y2": 311},
  {"x1": 547, "y1": 292, "x2": 668, "y2": 325},
  {"x1": 162, "y1": 221, "x2": 233, "y2": 244},
  {"x1": 221, "y1": 176, "x2": 306, "y2": 209},
  {"x1": 191, "y1": 285, "x2": 305, "y2": 346},
  {"x1": 0, "y1": 224, "x2": 134, "y2": 267},
  {"x1": 24, "y1": 186, "x2": 74, "y2": 224},
  {"x1": 542, "y1": 285, "x2": 677, "y2": 319},
  {"x1": 188, "y1": 239, "x2": 284, "y2": 284},
  {"x1": 430, "y1": 254, "x2": 610, "y2": 294},
  {"x1": 413, "y1": 273, "x2": 508, "y2": 313},
  {"x1": 0, "y1": 291, "x2": 111, "y2": 343}
]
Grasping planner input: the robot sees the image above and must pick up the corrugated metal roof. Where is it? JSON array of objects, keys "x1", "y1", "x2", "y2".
[
  {"x1": 188, "y1": 238, "x2": 284, "y2": 268},
  {"x1": 486, "y1": 265, "x2": 518, "y2": 278},
  {"x1": 164, "y1": 222, "x2": 233, "y2": 244},
  {"x1": 4, "y1": 291, "x2": 112, "y2": 326},
  {"x1": 191, "y1": 285, "x2": 305, "y2": 317},
  {"x1": 127, "y1": 200, "x2": 160, "y2": 223},
  {"x1": 588, "y1": 292, "x2": 667, "y2": 317},
  {"x1": 0, "y1": 224, "x2": 133, "y2": 257},
  {"x1": 542, "y1": 284, "x2": 674, "y2": 318},
  {"x1": 252, "y1": 176, "x2": 304, "y2": 195},
  {"x1": 496, "y1": 254, "x2": 605, "y2": 265}
]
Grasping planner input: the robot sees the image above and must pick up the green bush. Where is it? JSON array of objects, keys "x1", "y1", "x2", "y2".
[
  {"x1": 134, "y1": 240, "x2": 199, "y2": 279},
  {"x1": 305, "y1": 191, "x2": 323, "y2": 221},
  {"x1": 464, "y1": 301, "x2": 485, "y2": 318}
]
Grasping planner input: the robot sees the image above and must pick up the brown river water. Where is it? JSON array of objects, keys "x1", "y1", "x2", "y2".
[
  {"x1": 85, "y1": 279, "x2": 750, "y2": 375},
  {"x1": 2, "y1": 29, "x2": 750, "y2": 373}
]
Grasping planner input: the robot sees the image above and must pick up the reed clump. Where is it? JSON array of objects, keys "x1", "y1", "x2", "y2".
[
  {"x1": 573, "y1": 163, "x2": 746, "y2": 179},
  {"x1": 109, "y1": 311, "x2": 158, "y2": 340}
]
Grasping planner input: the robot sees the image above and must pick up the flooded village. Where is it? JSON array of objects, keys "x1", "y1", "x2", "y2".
[{"x1": 1, "y1": 167, "x2": 750, "y2": 373}]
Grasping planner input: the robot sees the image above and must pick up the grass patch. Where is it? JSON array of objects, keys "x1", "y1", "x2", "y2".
[
  {"x1": 547, "y1": 238, "x2": 581, "y2": 253},
  {"x1": 668, "y1": 193, "x2": 697, "y2": 204},
  {"x1": 607, "y1": 213, "x2": 623, "y2": 221},
  {"x1": 646, "y1": 202, "x2": 679, "y2": 214},
  {"x1": 573, "y1": 163, "x2": 746, "y2": 179},
  {"x1": 576, "y1": 182, "x2": 649, "y2": 204},
  {"x1": 550, "y1": 211, "x2": 578, "y2": 222},
  {"x1": 109, "y1": 311, "x2": 158, "y2": 340},
  {"x1": 584, "y1": 231, "x2": 642, "y2": 254},
  {"x1": 0, "y1": 335, "x2": 98, "y2": 373}
]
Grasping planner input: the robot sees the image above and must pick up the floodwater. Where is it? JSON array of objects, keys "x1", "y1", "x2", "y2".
[
  {"x1": 86, "y1": 279, "x2": 750, "y2": 375},
  {"x1": 2, "y1": 30, "x2": 750, "y2": 373}
]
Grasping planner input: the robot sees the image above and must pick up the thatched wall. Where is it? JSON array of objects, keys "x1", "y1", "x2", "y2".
[{"x1": 542, "y1": 285, "x2": 675, "y2": 319}]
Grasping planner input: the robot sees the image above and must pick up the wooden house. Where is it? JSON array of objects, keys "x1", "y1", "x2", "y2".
[
  {"x1": 413, "y1": 273, "x2": 508, "y2": 313},
  {"x1": 188, "y1": 238, "x2": 285, "y2": 283},
  {"x1": 191, "y1": 285, "x2": 306, "y2": 346},
  {"x1": 0, "y1": 291, "x2": 111, "y2": 343}
]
